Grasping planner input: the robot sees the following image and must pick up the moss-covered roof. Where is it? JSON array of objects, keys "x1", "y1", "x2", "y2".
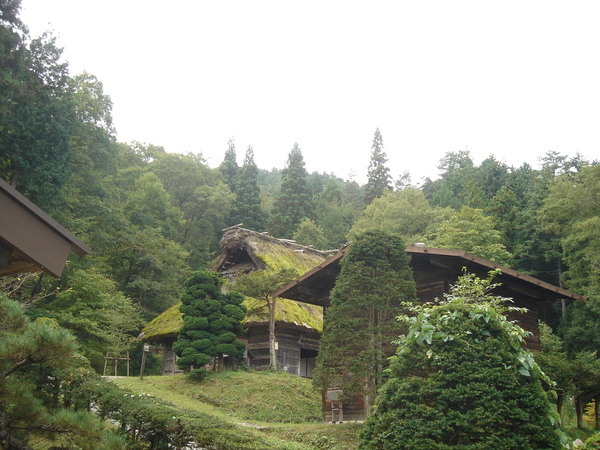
[
  {"x1": 139, "y1": 227, "x2": 330, "y2": 342},
  {"x1": 214, "y1": 227, "x2": 329, "y2": 276},
  {"x1": 243, "y1": 297, "x2": 323, "y2": 332},
  {"x1": 138, "y1": 302, "x2": 184, "y2": 343}
]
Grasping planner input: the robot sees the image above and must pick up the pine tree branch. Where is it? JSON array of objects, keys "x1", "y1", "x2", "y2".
[{"x1": 1, "y1": 356, "x2": 33, "y2": 379}]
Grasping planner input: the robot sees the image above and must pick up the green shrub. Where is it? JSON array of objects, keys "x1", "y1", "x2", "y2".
[
  {"x1": 360, "y1": 271, "x2": 564, "y2": 449},
  {"x1": 583, "y1": 431, "x2": 600, "y2": 449},
  {"x1": 173, "y1": 270, "x2": 246, "y2": 374},
  {"x1": 189, "y1": 367, "x2": 209, "y2": 381}
]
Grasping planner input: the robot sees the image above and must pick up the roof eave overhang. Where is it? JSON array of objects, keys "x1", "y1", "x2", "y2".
[
  {"x1": 275, "y1": 245, "x2": 586, "y2": 305},
  {"x1": 0, "y1": 179, "x2": 91, "y2": 278}
]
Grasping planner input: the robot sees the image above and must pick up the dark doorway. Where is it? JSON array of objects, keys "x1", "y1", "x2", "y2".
[{"x1": 300, "y1": 348, "x2": 318, "y2": 378}]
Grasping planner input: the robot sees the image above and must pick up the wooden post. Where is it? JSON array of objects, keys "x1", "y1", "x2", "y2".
[
  {"x1": 103, "y1": 351, "x2": 109, "y2": 376},
  {"x1": 139, "y1": 344, "x2": 149, "y2": 380}
]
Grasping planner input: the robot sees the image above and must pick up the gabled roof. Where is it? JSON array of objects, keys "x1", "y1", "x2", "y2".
[
  {"x1": 0, "y1": 179, "x2": 90, "y2": 278},
  {"x1": 407, "y1": 246, "x2": 586, "y2": 302},
  {"x1": 274, "y1": 245, "x2": 586, "y2": 306}
]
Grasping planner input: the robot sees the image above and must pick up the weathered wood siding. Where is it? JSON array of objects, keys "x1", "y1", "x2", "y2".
[
  {"x1": 412, "y1": 262, "x2": 545, "y2": 351},
  {"x1": 245, "y1": 325, "x2": 320, "y2": 377},
  {"x1": 161, "y1": 345, "x2": 182, "y2": 375}
]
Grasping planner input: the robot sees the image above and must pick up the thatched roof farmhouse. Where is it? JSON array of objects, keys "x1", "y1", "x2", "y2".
[
  {"x1": 140, "y1": 225, "x2": 585, "y2": 391},
  {"x1": 139, "y1": 226, "x2": 331, "y2": 376}
]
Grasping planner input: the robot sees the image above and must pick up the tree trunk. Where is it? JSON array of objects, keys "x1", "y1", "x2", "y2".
[
  {"x1": 10, "y1": 167, "x2": 20, "y2": 188},
  {"x1": 575, "y1": 395, "x2": 584, "y2": 429},
  {"x1": 268, "y1": 296, "x2": 277, "y2": 369}
]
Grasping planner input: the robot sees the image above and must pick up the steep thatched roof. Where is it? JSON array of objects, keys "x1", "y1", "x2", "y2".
[
  {"x1": 214, "y1": 227, "x2": 331, "y2": 277},
  {"x1": 139, "y1": 227, "x2": 331, "y2": 343}
]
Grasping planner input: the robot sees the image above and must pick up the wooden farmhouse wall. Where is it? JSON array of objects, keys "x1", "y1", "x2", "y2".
[
  {"x1": 410, "y1": 260, "x2": 546, "y2": 350},
  {"x1": 245, "y1": 324, "x2": 320, "y2": 377},
  {"x1": 161, "y1": 344, "x2": 182, "y2": 376}
]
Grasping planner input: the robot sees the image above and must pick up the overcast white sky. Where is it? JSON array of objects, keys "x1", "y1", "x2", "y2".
[{"x1": 20, "y1": 1, "x2": 600, "y2": 185}]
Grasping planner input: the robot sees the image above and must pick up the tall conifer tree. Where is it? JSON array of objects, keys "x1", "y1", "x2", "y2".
[
  {"x1": 364, "y1": 128, "x2": 392, "y2": 205},
  {"x1": 314, "y1": 230, "x2": 416, "y2": 402},
  {"x1": 231, "y1": 145, "x2": 266, "y2": 231},
  {"x1": 268, "y1": 143, "x2": 313, "y2": 238},
  {"x1": 219, "y1": 137, "x2": 238, "y2": 188}
]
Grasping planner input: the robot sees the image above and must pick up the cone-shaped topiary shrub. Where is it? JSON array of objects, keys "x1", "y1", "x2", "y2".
[
  {"x1": 173, "y1": 270, "x2": 246, "y2": 380},
  {"x1": 360, "y1": 271, "x2": 564, "y2": 449}
]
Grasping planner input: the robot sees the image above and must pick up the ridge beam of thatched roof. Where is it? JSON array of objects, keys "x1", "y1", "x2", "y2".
[{"x1": 212, "y1": 226, "x2": 329, "y2": 276}]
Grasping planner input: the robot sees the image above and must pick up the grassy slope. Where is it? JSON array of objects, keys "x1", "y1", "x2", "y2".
[
  {"x1": 112, "y1": 371, "x2": 362, "y2": 450},
  {"x1": 111, "y1": 371, "x2": 595, "y2": 448}
]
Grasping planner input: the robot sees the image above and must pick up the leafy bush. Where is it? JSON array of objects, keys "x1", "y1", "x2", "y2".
[
  {"x1": 582, "y1": 431, "x2": 600, "y2": 449},
  {"x1": 360, "y1": 271, "x2": 564, "y2": 449}
]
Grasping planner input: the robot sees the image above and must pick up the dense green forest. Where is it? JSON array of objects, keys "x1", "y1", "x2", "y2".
[{"x1": 1, "y1": 0, "x2": 600, "y2": 447}]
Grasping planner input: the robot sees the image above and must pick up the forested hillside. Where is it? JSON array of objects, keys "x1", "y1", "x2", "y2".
[{"x1": 1, "y1": 0, "x2": 600, "y2": 447}]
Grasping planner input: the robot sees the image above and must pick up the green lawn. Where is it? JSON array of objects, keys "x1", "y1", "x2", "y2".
[
  {"x1": 112, "y1": 371, "x2": 362, "y2": 450},
  {"x1": 110, "y1": 370, "x2": 596, "y2": 449}
]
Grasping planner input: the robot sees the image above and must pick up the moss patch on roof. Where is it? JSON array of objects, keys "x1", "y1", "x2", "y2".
[
  {"x1": 138, "y1": 302, "x2": 183, "y2": 343},
  {"x1": 243, "y1": 297, "x2": 323, "y2": 332},
  {"x1": 244, "y1": 234, "x2": 327, "y2": 275},
  {"x1": 214, "y1": 227, "x2": 330, "y2": 276},
  {"x1": 141, "y1": 294, "x2": 324, "y2": 343}
]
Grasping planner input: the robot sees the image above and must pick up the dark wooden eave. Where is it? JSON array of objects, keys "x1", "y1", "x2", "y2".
[
  {"x1": 272, "y1": 246, "x2": 348, "y2": 306},
  {"x1": 0, "y1": 179, "x2": 91, "y2": 278},
  {"x1": 273, "y1": 245, "x2": 586, "y2": 307}
]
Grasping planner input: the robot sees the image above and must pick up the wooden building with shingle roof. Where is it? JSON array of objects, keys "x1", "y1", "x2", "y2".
[{"x1": 274, "y1": 244, "x2": 586, "y2": 421}]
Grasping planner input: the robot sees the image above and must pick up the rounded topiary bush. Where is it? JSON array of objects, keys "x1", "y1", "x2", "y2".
[{"x1": 360, "y1": 272, "x2": 563, "y2": 450}]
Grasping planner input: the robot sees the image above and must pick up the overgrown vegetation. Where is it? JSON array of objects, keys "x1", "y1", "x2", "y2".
[{"x1": 360, "y1": 272, "x2": 564, "y2": 449}]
